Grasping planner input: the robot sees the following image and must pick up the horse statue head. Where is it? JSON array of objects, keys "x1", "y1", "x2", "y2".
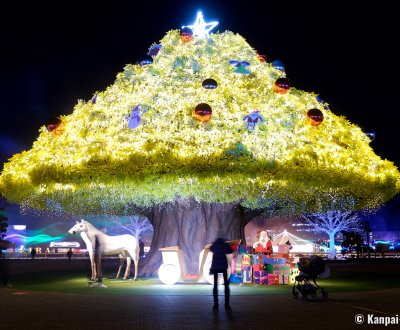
[{"x1": 68, "y1": 219, "x2": 87, "y2": 235}]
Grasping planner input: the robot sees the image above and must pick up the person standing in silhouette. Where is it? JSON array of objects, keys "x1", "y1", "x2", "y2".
[
  {"x1": 30, "y1": 248, "x2": 37, "y2": 259},
  {"x1": 66, "y1": 248, "x2": 73, "y2": 261},
  {"x1": 209, "y1": 228, "x2": 233, "y2": 311}
]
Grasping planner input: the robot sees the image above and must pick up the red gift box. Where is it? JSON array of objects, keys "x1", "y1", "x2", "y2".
[
  {"x1": 267, "y1": 274, "x2": 279, "y2": 285},
  {"x1": 252, "y1": 264, "x2": 262, "y2": 272}
]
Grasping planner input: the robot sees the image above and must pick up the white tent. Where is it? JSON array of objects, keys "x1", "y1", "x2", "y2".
[{"x1": 272, "y1": 229, "x2": 315, "y2": 253}]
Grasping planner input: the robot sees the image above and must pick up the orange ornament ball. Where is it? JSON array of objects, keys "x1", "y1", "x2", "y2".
[
  {"x1": 273, "y1": 77, "x2": 291, "y2": 94},
  {"x1": 192, "y1": 103, "x2": 212, "y2": 123},
  {"x1": 180, "y1": 27, "x2": 193, "y2": 42},
  {"x1": 307, "y1": 108, "x2": 324, "y2": 126}
]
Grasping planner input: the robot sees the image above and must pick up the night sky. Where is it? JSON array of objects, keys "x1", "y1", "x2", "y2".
[{"x1": 0, "y1": 1, "x2": 399, "y2": 232}]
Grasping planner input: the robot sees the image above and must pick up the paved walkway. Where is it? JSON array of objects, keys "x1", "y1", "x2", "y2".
[{"x1": 1, "y1": 286, "x2": 399, "y2": 329}]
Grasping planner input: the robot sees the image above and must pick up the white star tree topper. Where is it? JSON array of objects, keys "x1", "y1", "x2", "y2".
[{"x1": 182, "y1": 11, "x2": 219, "y2": 39}]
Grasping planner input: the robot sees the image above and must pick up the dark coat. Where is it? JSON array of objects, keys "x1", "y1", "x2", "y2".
[{"x1": 210, "y1": 238, "x2": 233, "y2": 274}]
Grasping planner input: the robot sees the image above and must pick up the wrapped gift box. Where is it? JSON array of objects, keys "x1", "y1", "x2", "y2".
[
  {"x1": 253, "y1": 270, "x2": 268, "y2": 284},
  {"x1": 289, "y1": 267, "x2": 300, "y2": 284},
  {"x1": 242, "y1": 266, "x2": 252, "y2": 283},
  {"x1": 238, "y1": 244, "x2": 247, "y2": 254},
  {"x1": 252, "y1": 254, "x2": 258, "y2": 265},
  {"x1": 291, "y1": 267, "x2": 300, "y2": 276},
  {"x1": 263, "y1": 257, "x2": 286, "y2": 265},
  {"x1": 252, "y1": 254, "x2": 262, "y2": 265},
  {"x1": 267, "y1": 274, "x2": 279, "y2": 285},
  {"x1": 278, "y1": 273, "x2": 290, "y2": 285},
  {"x1": 231, "y1": 256, "x2": 242, "y2": 274},
  {"x1": 242, "y1": 254, "x2": 251, "y2": 266},
  {"x1": 252, "y1": 264, "x2": 262, "y2": 272},
  {"x1": 229, "y1": 273, "x2": 243, "y2": 283},
  {"x1": 273, "y1": 264, "x2": 291, "y2": 274},
  {"x1": 266, "y1": 264, "x2": 274, "y2": 274}
]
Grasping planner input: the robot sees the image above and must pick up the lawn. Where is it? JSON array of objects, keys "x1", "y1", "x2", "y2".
[{"x1": 7, "y1": 260, "x2": 400, "y2": 295}]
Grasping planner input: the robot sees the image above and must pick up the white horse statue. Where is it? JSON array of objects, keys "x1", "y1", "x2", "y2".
[{"x1": 68, "y1": 219, "x2": 139, "y2": 283}]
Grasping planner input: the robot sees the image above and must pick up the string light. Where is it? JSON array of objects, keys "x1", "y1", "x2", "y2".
[
  {"x1": 0, "y1": 17, "x2": 398, "y2": 216},
  {"x1": 182, "y1": 11, "x2": 218, "y2": 39}
]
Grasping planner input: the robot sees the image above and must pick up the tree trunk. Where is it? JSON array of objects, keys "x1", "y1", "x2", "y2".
[
  {"x1": 329, "y1": 232, "x2": 336, "y2": 259},
  {"x1": 139, "y1": 200, "x2": 261, "y2": 276}
]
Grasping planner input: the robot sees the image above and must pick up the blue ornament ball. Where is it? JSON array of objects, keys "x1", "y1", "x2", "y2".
[
  {"x1": 202, "y1": 78, "x2": 218, "y2": 89},
  {"x1": 271, "y1": 60, "x2": 285, "y2": 71}
]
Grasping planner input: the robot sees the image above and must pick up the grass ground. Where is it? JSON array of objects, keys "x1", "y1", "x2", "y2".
[{"x1": 7, "y1": 259, "x2": 400, "y2": 295}]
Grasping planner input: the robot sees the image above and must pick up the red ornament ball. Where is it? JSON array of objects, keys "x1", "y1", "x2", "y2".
[
  {"x1": 273, "y1": 78, "x2": 291, "y2": 94},
  {"x1": 256, "y1": 51, "x2": 267, "y2": 62},
  {"x1": 307, "y1": 109, "x2": 324, "y2": 126},
  {"x1": 192, "y1": 103, "x2": 212, "y2": 123},
  {"x1": 180, "y1": 27, "x2": 193, "y2": 42},
  {"x1": 45, "y1": 117, "x2": 64, "y2": 135}
]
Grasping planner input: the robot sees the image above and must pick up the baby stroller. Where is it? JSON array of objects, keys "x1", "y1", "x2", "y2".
[{"x1": 292, "y1": 255, "x2": 328, "y2": 301}]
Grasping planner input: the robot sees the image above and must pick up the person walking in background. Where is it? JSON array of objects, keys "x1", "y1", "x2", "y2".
[
  {"x1": 209, "y1": 228, "x2": 233, "y2": 311},
  {"x1": 139, "y1": 239, "x2": 145, "y2": 259},
  {"x1": 66, "y1": 248, "x2": 73, "y2": 261},
  {"x1": 30, "y1": 247, "x2": 36, "y2": 259}
]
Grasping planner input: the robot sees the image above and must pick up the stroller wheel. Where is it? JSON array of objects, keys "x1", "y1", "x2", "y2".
[
  {"x1": 292, "y1": 292, "x2": 299, "y2": 299},
  {"x1": 309, "y1": 292, "x2": 316, "y2": 299},
  {"x1": 321, "y1": 291, "x2": 328, "y2": 301},
  {"x1": 302, "y1": 294, "x2": 308, "y2": 301}
]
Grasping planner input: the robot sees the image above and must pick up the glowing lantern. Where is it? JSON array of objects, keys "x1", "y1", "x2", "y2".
[
  {"x1": 202, "y1": 78, "x2": 218, "y2": 89},
  {"x1": 273, "y1": 77, "x2": 291, "y2": 94},
  {"x1": 192, "y1": 103, "x2": 212, "y2": 123},
  {"x1": 307, "y1": 109, "x2": 324, "y2": 126}
]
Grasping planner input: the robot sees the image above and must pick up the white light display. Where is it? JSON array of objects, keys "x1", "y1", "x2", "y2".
[
  {"x1": 13, "y1": 225, "x2": 26, "y2": 230},
  {"x1": 158, "y1": 263, "x2": 181, "y2": 285},
  {"x1": 182, "y1": 11, "x2": 218, "y2": 39}
]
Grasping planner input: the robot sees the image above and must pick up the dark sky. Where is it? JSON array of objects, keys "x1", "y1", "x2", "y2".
[{"x1": 0, "y1": 0, "x2": 399, "y2": 230}]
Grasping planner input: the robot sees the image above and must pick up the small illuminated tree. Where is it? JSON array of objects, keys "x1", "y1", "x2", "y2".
[
  {"x1": 109, "y1": 215, "x2": 153, "y2": 240},
  {"x1": 0, "y1": 13, "x2": 399, "y2": 274},
  {"x1": 302, "y1": 210, "x2": 362, "y2": 258}
]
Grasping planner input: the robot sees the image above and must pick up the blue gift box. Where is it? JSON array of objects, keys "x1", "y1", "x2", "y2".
[
  {"x1": 242, "y1": 266, "x2": 252, "y2": 283},
  {"x1": 238, "y1": 244, "x2": 247, "y2": 254},
  {"x1": 263, "y1": 257, "x2": 286, "y2": 265},
  {"x1": 229, "y1": 273, "x2": 243, "y2": 283}
]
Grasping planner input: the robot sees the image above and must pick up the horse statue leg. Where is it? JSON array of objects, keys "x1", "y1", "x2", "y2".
[
  {"x1": 94, "y1": 251, "x2": 107, "y2": 288},
  {"x1": 134, "y1": 246, "x2": 140, "y2": 281},
  {"x1": 88, "y1": 251, "x2": 96, "y2": 282},
  {"x1": 127, "y1": 246, "x2": 139, "y2": 281},
  {"x1": 116, "y1": 253, "x2": 124, "y2": 279},
  {"x1": 124, "y1": 255, "x2": 131, "y2": 280}
]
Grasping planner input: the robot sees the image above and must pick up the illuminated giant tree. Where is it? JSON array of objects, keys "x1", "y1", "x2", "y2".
[{"x1": 0, "y1": 13, "x2": 399, "y2": 275}]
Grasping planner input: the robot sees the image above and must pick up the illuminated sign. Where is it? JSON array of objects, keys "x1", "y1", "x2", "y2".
[
  {"x1": 49, "y1": 241, "x2": 80, "y2": 248},
  {"x1": 13, "y1": 225, "x2": 26, "y2": 230}
]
